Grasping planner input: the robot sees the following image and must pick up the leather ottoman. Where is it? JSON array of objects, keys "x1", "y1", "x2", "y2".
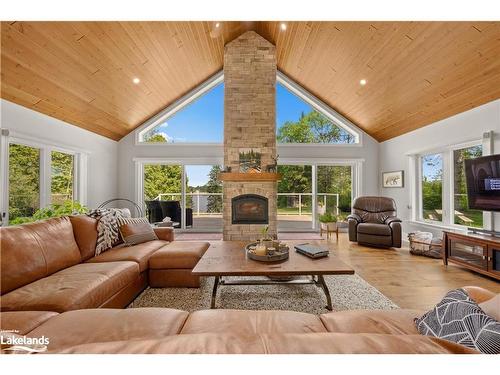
[{"x1": 148, "y1": 242, "x2": 210, "y2": 288}]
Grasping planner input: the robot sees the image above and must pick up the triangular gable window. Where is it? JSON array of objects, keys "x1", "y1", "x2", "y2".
[
  {"x1": 139, "y1": 73, "x2": 224, "y2": 143},
  {"x1": 137, "y1": 71, "x2": 360, "y2": 144},
  {"x1": 276, "y1": 73, "x2": 359, "y2": 144}
]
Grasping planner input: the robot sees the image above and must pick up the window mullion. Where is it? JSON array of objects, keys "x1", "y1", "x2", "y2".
[
  {"x1": 40, "y1": 147, "x2": 51, "y2": 208},
  {"x1": 311, "y1": 165, "x2": 317, "y2": 230},
  {"x1": 181, "y1": 165, "x2": 186, "y2": 229},
  {"x1": 441, "y1": 152, "x2": 451, "y2": 225}
]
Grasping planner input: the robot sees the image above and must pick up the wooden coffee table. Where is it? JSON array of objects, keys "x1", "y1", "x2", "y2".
[{"x1": 192, "y1": 241, "x2": 355, "y2": 310}]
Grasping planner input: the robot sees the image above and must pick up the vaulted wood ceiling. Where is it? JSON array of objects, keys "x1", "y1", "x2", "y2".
[{"x1": 1, "y1": 21, "x2": 500, "y2": 141}]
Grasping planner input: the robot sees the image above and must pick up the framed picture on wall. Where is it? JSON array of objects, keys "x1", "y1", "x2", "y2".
[
  {"x1": 382, "y1": 170, "x2": 404, "y2": 188},
  {"x1": 238, "y1": 148, "x2": 262, "y2": 173}
]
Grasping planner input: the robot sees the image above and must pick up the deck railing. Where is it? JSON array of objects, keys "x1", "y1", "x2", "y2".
[{"x1": 153, "y1": 192, "x2": 340, "y2": 216}]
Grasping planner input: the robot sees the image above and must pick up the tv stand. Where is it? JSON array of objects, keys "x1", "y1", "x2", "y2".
[
  {"x1": 443, "y1": 231, "x2": 500, "y2": 280},
  {"x1": 467, "y1": 227, "x2": 500, "y2": 238}
]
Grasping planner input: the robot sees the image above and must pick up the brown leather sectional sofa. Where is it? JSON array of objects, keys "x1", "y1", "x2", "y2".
[
  {"x1": 1, "y1": 286, "x2": 494, "y2": 353},
  {"x1": 0, "y1": 216, "x2": 209, "y2": 313},
  {"x1": 0, "y1": 216, "x2": 496, "y2": 354}
]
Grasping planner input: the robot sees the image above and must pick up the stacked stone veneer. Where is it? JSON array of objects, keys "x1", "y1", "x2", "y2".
[{"x1": 222, "y1": 31, "x2": 277, "y2": 241}]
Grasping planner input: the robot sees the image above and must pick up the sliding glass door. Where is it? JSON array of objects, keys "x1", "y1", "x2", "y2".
[
  {"x1": 317, "y1": 165, "x2": 352, "y2": 217},
  {"x1": 277, "y1": 163, "x2": 353, "y2": 231},
  {"x1": 185, "y1": 165, "x2": 223, "y2": 231},
  {"x1": 142, "y1": 163, "x2": 223, "y2": 231},
  {"x1": 277, "y1": 165, "x2": 313, "y2": 230}
]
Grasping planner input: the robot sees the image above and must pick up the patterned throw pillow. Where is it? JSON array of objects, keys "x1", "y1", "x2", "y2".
[
  {"x1": 117, "y1": 217, "x2": 158, "y2": 246},
  {"x1": 415, "y1": 288, "x2": 500, "y2": 354},
  {"x1": 87, "y1": 208, "x2": 132, "y2": 255}
]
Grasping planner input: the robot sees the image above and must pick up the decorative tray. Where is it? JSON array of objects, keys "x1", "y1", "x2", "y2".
[{"x1": 245, "y1": 242, "x2": 290, "y2": 262}]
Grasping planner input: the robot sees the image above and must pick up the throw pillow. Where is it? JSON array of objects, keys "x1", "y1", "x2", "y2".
[
  {"x1": 87, "y1": 208, "x2": 132, "y2": 255},
  {"x1": 117, "y1": 217, "x2": 158, "y2": 246},
  {"x1": 479, "y1": 294, "x2": 500, "y2": 321},
  {"x1": 415, "y1": 288, "x2": 500, "y2": 354}
]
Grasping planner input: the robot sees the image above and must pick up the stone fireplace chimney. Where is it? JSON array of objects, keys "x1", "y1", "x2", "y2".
[{"x1": 222, "y1": 31, "x2": 277, "y2": 241}]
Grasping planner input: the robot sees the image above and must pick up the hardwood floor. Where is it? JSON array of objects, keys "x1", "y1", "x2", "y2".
[{"x1": 209, "y1": 233, "x2": 499, "y2": 310}]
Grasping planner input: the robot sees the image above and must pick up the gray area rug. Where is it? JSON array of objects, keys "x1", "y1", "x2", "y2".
[{"x1": 129, "y1": 275, "x2": 398, "y2": 314}]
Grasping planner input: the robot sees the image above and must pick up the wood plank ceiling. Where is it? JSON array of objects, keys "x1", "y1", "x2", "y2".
[{"x1": 1, "y1": 21, "x2": 499, "y2": 141}]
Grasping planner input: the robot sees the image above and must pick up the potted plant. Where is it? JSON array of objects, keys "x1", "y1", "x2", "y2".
[
  {"x1": 319, "y1": 212, "x2": 338, "y2": 229},
  {"x1": 261, "y1": 225, "x2": 275, "y2": 247}
]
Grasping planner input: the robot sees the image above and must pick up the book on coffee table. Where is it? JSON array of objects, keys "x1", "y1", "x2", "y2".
[{"x1": 294, "y1": 243, "x2": 330, "y2": 259}]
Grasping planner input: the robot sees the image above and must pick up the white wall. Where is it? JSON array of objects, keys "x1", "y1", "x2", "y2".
[
  {"x1": 117, "y1": 131, "x2": 380, "y2": 205},
  {"x1": 379, "y1": 99, "x2": 500, "y2": 236},
  {"x1": 0, "y1": 99, "x2": 118, "y2": 209}
]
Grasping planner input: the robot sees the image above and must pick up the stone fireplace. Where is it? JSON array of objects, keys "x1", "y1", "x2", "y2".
[{"x1": 222, "y1": 31, "x2": 277, "y2": 241}]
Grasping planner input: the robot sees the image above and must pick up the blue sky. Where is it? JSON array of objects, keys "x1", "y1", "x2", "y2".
[
  {"x1": 161, "y1": 82, "x2": 313, "y2": 186},
  {"x1": 154, "y1": 82, "x2": 312, "y2": 144},
  {"x1": 422, "y1": 154, "x2": 443, "y2": 181}
]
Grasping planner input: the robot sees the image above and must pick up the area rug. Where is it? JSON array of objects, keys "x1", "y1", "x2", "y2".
[{"x1": 129, "y1": 275, "x2": 398, "y2": 314}]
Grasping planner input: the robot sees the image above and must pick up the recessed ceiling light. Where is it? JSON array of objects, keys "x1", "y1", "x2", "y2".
[
  {"x1": 280, "y1": 23, "x2": 287, "y2": 31},
  {"x1": 360, "y1": 79, "x2": 367, "y2": 86},
  {"x1": 215, "y1": 22, "x2": 220, "y2": 28},
  {"x1": 133, "y1": 77, "x2": 140, "y2": 84}
]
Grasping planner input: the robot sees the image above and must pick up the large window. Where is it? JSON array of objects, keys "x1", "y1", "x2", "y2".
[
  {"x1": 141, "y1": 82, "x2": 224, "y2": 144},
  {"x1": 137, "y1": 72, "x2": 361, "y2": 145},
  {"x1": 51, "y1": 151, "x2": 74, "y2": 205},
  {"x1": 277, "y1": 165, "x2": 313, "y2": 230},
  {"x1": 317, "y1": 165, "x2": 352, "y2": 216},
  {"x1": 142, "y1": 163, "x2": 223, "y2": 230},
  {"x1": 4, "y1": 139, "x2": 84, "y2": 226},
  {"x1": 276, "y1": 82, "x2": 356, "y2": 144},
  {"x1": 453, "y1": 145, "x2": 483, "y2": 228},
  {"x1": 416, "y1": 143, "x2": 483, "y2": 228},
  {"x1": 421, "y1": 153, "x2": 443, "y2": 222},
  {"x1": 8, "y1": 143, "x2": 40, "y2": 223},
  {"x1": 276, "y1": 163, "x2": 355, "y2": 231}
]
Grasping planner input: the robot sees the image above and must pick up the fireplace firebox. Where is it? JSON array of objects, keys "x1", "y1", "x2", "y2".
[{"x1": 231, "y1": 194, "x2": 268, "y2": 224}]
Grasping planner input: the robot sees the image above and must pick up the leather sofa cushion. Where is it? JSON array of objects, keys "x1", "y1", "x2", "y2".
[
  {"x1": 262, "y1": 332, "x2": 478, "y2": 354},
  {"x1": 357, "y1": 223, "x2": 392, "y2": 236},
  {"x1": 181, "y1": 309, "x2": 327, "y2": 335},
  {"x1": 479, "y1": 293, "x2": 500, "y2": 321},
  {"x1": 51, "y1": 333, "x2": 267, "y2": 354},
  {"x1": 1, "y1": 217, "x2": 82, "y2": 295},
  {"x1": 357, "y1": 233, "x2": 393, "y2": 246},
  {"x1": 1, "y1": 261, "x2": 138, "y2": 312},
  {"x1": 52, "y1": 332, "x2": 477, "y2": 354},
  {"x1": 320, "y1": 309, "x2": 421, "y2": 335},
  {"x1": 352, "y1": 196, "x2": 397, "y2": 224},
  {"x1": 0, "y1": 311, "x2": 59, "y2": 335},
  {"x1": 153, "y1": 227, "x2": 174, "y2": 242},
  {"x1": 149, "y1": 242, "x2": 209, "y2": 269},
  {"x1": 86, "y1": 240, "x2": 168, "y2": 272},
  {"x1": 28, "y1": 308, "x2": 188, "y2": 351},
  {"x1": 70, "y1": 215, "x2": 98, "y2": 261},
  {"x1": 463, "y1": 286, "x2": 498, "y2": 304}
]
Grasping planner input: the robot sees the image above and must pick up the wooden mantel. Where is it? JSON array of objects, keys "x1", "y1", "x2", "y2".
[{"x1": 218, "y1": 172, "x2": 281, "y2": 182}]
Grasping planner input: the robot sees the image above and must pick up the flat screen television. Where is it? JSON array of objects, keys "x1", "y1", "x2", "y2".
[{"x1": 465, "y1": 153, "x2": 500, "y2": 212}]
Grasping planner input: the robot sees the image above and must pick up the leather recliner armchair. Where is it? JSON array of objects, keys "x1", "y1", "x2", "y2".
[{"x1": 347, "y1": 196, "x2": 402, "y2": 248}]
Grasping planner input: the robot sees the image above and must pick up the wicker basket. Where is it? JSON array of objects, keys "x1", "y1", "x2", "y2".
[{"x1": 408, "y1": 231, "x2": 442, "y2": 259}]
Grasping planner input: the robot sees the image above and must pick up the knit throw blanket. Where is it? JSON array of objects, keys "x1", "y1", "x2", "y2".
[{"x1": 87, "y1": 208, "x2": 131, "y2": 256}]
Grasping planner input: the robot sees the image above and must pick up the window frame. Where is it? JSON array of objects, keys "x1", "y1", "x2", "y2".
[
  {"x1": 412, "y1": 140, "x2": 485, "y2": 230},
  {"x1": 0, "y1": 130, "x2": 88, "y2": 226},
  {"x1": 135, "y1": 70, "x2": 363, "y2": 146},
  {"x1": 134, "y1": 156, "x2": 363, "y2": 232}
]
